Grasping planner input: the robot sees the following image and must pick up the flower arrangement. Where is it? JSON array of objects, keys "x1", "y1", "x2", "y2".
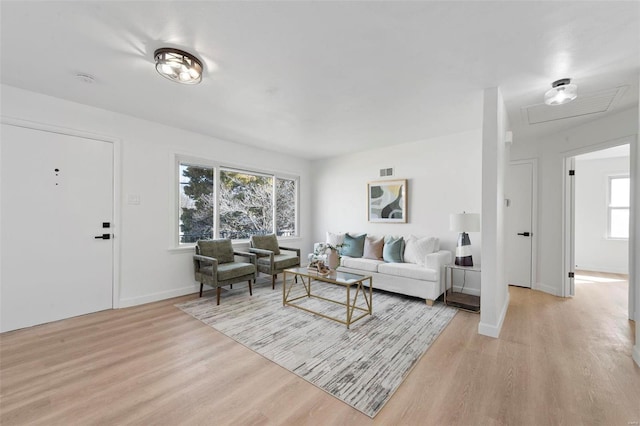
[
  {"x1": 313, "y1": 242, "x2": 347, "y2": 270},
  {"x1": 313, "y1": 242, "x2": 345, "y2": 256}
]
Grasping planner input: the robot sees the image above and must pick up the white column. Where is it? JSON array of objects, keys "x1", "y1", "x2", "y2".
[{"x1": 479, "y1": 87, "x2": 510, "y2": 337}]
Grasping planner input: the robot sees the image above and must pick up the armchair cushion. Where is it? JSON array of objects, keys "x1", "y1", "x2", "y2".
[
  {"x1": 250, "y1": 234, "x2": 280, "y2": 255},
  {"x1": 198, "y1": 239, "x2": 235, "y2": 264},
  {"x1": 257, "y1": 253, "x2": 300, "y2": 271},
  {"x1": 217, "y1": 262, "x2": 256, "y2": 281}
]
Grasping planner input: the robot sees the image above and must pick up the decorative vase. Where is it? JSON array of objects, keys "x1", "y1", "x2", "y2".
[{"x1": 327, "y1": 250, "x2": 340, "y2": 270}]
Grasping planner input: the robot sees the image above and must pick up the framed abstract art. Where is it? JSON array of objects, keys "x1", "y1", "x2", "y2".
[{"x1": 367, "y1": 179, "x2": 407, "y2": 223}]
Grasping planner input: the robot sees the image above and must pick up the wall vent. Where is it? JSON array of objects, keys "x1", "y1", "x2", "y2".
[{"x1": 380, "y1": 167, "x2": 394, "y2": 177}]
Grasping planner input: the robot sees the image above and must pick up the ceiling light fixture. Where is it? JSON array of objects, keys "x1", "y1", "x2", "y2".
[
  {"x1": 154, "y1": 48, "x2": 203, "y2": 85},
  {"x1": 544, "y1": 78, "x2": 577, "y2": 106}
]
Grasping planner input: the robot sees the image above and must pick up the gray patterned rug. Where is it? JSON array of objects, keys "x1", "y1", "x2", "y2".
[{"x1": 176, "y1": 277, "x2": 457, "y2": 418}]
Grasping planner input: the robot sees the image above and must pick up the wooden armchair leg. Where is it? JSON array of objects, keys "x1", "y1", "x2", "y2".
[
  {"x1": 230, "y1": 284, "x2": 233, "y2": 289},
  {"x1": 248, "y1": 280, "x2": 253, "y2": 296},
  {"x1": 216, "y1": 287, "x2": 221, "y2": 305},
  {"x1": 199, "y1": 283, "x2": 204, "y2": 297},
  {"x1": 272, "y1": 275, "x2": 276, "y2": 289}
]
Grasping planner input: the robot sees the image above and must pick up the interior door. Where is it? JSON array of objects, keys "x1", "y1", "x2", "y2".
[
  {"x1": 1, "y1": 124, "x2": 114, "y2": 332},
  {"x1": 506, "y1": 162, "x2": 533, "y2": 288}
]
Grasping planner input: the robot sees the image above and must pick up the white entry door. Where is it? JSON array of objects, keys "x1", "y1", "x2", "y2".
[
  {"x1": 505, "y1": 161, "x2": 534, "y2": 288},
  {"x1": 1, "y1": 124, "x2": 114, "y2": 332}
]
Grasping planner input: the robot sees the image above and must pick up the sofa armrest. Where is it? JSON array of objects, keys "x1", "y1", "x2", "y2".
[
  {"x1": 425, "y1": 250, "x2": 452, "y2": 270},
  {"x1": 425, "y1": 250, "x2": 452, "y2": 293}
]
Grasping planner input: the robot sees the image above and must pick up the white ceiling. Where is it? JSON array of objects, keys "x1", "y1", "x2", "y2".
[{"x1": 1, "y1": 1, "x2": 638, "y2": 159}]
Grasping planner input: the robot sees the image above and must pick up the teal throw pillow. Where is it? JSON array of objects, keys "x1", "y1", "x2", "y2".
[
  {"x1": 383, "y1": 236, "x2": 405, "y2": 263},
  {"x1": 341, "y1": 233, "x2": 366, "y2": 258}
]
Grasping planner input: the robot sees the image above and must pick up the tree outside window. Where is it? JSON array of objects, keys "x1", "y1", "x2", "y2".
[
  {"x1": 276, "y1": 178, "x2": 296, "y2": 236},
  {"x1": 178, "y1": 161, "x2": 298, "y2": 243},
  {"x1": 219, "y1": 169, "x2": 273, "y2": 240},
  {"x1": 180, "y1": 164, "x2": 214, "y2": 243}
]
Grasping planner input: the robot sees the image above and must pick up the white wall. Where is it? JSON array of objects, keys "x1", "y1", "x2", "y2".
[
  {"x1": 310, "y1": 129, "x2": 483, "y2": 293},
  {"x1": 575, "y1": 155, "x2": 629, "y2": 273},
  {"x1": 479, "y1": 87, "x2": 510, "y2": 338},
  {"x1": 0, "y1": 84, "x2": 313, "y2": 308},
  {"x1": 511, "y1": 107, "x2": 638, "y2": 296}
]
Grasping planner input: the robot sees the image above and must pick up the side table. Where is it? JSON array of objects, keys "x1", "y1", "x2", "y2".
[{"x1": 444, "y1": 264, "x2": 481, "y2": 313}]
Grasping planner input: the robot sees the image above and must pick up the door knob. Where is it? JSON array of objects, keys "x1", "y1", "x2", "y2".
[
  {"x1": 94, "y1": 234, "x2": 111, "y2": 240},
  {"x1": 517, "y1": 232, "x2": 531, "y2": 237}
]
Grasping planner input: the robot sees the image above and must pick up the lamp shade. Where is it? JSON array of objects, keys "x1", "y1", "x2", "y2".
[{"x1": 450, "y1": 213, "x2": 480, "y2": 232}]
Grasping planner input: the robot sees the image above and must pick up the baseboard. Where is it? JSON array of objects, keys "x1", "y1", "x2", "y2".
[
  {"x1": 532, "y1": 282, "x2": 560, "y2": 296},
  {"x1": 575, "y1": 265, "x2": 628, "y2": 274},
  {"x1": 633, "y1": 344, "x2": 640, "y2": 368},
  {"x1": 119, "y1": 285, "x2": 198, "y2": 308},
  {"x1": 478, "y1": 291, "x2": 510, "y2": 338}
]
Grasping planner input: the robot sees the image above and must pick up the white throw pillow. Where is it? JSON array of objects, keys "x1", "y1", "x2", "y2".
[
  {"x1": 403, "y1": 235, "x2": 438, "y2": 266},
  {"x1": 326, "y1": 231, "x2": 346, "y2": 247}
]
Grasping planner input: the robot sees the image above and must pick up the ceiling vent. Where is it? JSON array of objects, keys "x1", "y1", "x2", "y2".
[{"x1": 522, "y1": 86, "x2": 627, "y2": 125}]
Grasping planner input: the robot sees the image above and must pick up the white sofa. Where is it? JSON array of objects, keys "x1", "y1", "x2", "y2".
[{"x1": 317, "y1": 233, "x2": 452, "y2": 305}]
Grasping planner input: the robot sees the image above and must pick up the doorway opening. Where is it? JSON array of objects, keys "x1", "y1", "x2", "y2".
[{"x1": 564, "y1": 142, "x2": 631, "y2": 319}]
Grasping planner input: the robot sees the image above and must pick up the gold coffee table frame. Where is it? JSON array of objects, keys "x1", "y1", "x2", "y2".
[{"x1": 283, "y1": 267, "x2": 373, "y2": 329}]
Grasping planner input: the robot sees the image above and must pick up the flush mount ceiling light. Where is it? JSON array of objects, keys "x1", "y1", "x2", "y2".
[
  {"x1": 544, "y1": 78, "x2": 578, "y2": 106},
  {"x1": 154, "y1": 48, "x2": 203, "y2": 84}
]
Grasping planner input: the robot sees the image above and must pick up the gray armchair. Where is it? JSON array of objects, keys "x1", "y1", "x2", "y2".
[
  {"x1": 194, "y1": 239, "x2": 257, "y2": 305},
  {"x1": 249, "y1": 234, "x2": 301, "y2": 289}
]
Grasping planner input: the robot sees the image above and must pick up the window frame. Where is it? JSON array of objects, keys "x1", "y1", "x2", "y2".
[
  {"x1": 174, "y1": 155, "x2": 300, "y2": 247},
  {"x1": 606, "y1": 174, "x2": 630, "y2": 240}
]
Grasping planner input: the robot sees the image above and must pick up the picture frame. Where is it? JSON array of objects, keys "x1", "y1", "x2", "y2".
[{"x1": 367, "y1": 179, "x2": 407, "y2": 223}]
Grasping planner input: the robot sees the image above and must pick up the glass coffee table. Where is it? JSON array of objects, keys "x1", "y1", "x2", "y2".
[{"x1": 283, "y1": 267, "x2": 373, "y2": 329}]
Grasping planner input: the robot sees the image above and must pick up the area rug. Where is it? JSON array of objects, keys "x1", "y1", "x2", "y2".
[{"x1": 176, "y1": 277, "x2": 457, "y2": 417}]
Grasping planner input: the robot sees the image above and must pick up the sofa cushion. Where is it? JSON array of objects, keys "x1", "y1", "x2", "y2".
[
  {"x1": 404, "y1": 236, "x2": 439, "y2": 266},
  {"x1": 342, "y1": 233, "x2": 366, "y2": 258},
  {"x1": 383, "y1": 236, "x2": 404, "y2": 263},
  {"x1": 250, "y1": 234, "x2": 280, "y2": 255},
  {"x1": 341, "y1": 256, "x2": 384, "y2": 273},
  {"x1": 378, "y1": 262, "x2": 437, "y2": 281},
  {"x1": 326, "y1": 231, "x2": 346, "y2": 247},
  {"x1": 363, "y1": 235, "x2": 384, "y2": 260}
]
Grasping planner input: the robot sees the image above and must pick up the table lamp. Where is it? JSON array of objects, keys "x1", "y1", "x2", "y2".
[{"x1": 449, "y1": 212, "x2": 480, "y2": 266}]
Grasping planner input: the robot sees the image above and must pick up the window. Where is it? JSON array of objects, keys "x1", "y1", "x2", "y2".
[
  {"x1": 179, "y1": 164, "x2": 214, "y2": 243},
  {"x1": 219, "y1": 169, "x2": 273, "y2": 240},
  {"x1": 276, "y1": 177, "x2": 297, "y2": 237},
  {"x1": 178, "y1": 159, "x2": 298, "y2": 244},
  {"x1": 608, "y1": 175, "x2": 629, "y2": 239}
]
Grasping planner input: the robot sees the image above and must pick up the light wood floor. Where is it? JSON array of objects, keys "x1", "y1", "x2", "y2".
[{"x1": 1, "y1": 273, "x2": 639, "y2": 425}]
